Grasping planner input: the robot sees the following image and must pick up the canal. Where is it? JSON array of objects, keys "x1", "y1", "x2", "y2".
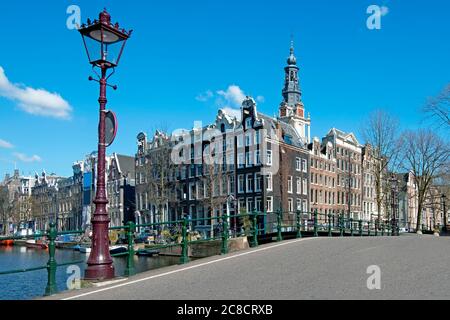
[{"x1": 0, "y1": 246, "x2": 181, "y2": 300}]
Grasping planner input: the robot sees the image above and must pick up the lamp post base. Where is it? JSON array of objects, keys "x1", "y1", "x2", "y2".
[{"x1": 85, "y1": 264, "x2": 115, "y2": 281}]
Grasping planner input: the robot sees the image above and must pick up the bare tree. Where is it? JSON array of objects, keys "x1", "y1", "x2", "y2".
[
  {"x1": 146, "y1": 130, "x2": 174, "y2": 225},
  {"x1": 361, "y1": 110, "x2": 400, "y2": 223},
  {"x1": 423, "y1": 84, "x2": 450, "y2": 129},
  {"x1": 400, "y1": 130, "x2": 450, "y2": 233}
]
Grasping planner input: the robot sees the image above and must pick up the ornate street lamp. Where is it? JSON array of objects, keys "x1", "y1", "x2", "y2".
[
  {"x1": 442, "y1": 194, "x2": 447, "y2": 233},
  {"x1": 389, "y1": 174, "x2": 399, "y2": 236},
  {"x1": 78, "y1": 9, "x2": 132, "y2": 280}
]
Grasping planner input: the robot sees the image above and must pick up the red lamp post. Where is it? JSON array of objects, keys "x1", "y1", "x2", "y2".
[{"x1": 78, "y1": 9, "x2": 132, "y2": 280}]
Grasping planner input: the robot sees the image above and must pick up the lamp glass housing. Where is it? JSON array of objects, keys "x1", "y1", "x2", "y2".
[{"x1": 78, "y1": 12, "x2": 129, "y2": 68}]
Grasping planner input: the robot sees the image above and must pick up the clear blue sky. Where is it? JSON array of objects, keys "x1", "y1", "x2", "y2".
[{"x1": 0, "y1": 0, "x2": 449, "y2": 177}]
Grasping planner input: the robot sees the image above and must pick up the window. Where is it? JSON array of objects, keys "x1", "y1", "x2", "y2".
[
  {"x1": 303, "y1": 179, "x2": 308, "y2": 195},
  {"x1": 245, "y1": 151, "x2": 253, "y2": 167},
  {"x1": 245, "y1": 117, "x2": 252, "y2": 129},
  {"x1": 302, "y1": 159, "x2": 307, "y2": 173},
  {"x1": 246, "y1": 174, "x2": 254, "y2": 193},
  {"x1": 303, "y1": 199, "x2": 308, "y2": 213},
  {"x1": 288, "y1": 198, "x2": 294, "y2": 212},
  {"x1": 296, "y1": 158, "x2": 301, "y2": 171},
  {"x1": 266, "y1": 173, "x2": 273, "y2": 191},
  {"x1": 296, "y1": 177, "x2": 301, "y2": 194},
  {"x1": 255, "y1": 173, "x2": 262, "y2": 192},
  {"x1": 288, "y1": 176, "x2": 293, "y2": 193},
  {"x1": 267, "y1": 150, "x2": 272, "y2": 166},
  {"x1": 254, "y1": 130, "x2": 261, "y2": 145},
  {"x1": 189, "y1": 183, "x2": 196, "y2": 200},
  {"x1": 238, "y1": 153, "x2": 244, "y2": 168},
  {"x1": 246, "y1": 198, "x2": 254, "y2": 212},
  {"x1": 255, "y1": 197, "x2": 262, "y2": 212},
  {"x1": 237, "y1": 134, "x2": 244, "y2": 148},
  {"x1": 266, "y1": 196, "x2": 273, "y2": 213},
  {"x1": 228, "y1": 175, "x2": 235, "y2": 194},
  {"x1": 296, "y1": 199, "x2": 302, "y2": 211},
  {"x1": 255, "y1": 150, "x2": 261, "y2": 165},
  {"x1": 238, "y1": 175, "x2": 244, "y2": 193}
]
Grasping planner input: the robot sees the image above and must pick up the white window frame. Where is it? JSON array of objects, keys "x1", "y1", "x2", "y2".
[
  {"x1": 287, "y1": 176, "x2": 293, "y2": 194},
  {"x1": 266, "y1": 150, "x2": 272, "y2": 166},
  {"x1": 266, "y1": 196, "x2": 273, "y2": 213},
  {"x1": 267, "y1": 173, "x2": 273, "y2": 191},
  {"x1": 238, "y1": 174, "x2": 245, "y2": 194}
]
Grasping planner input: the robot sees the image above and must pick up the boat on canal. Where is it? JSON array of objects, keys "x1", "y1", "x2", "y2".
[
  {"x1": 25, "y1": 240, "x2": 48, "y2": 250},
  {"x1": 0, "y1": 240, "x2": 14, "y2": 246}
]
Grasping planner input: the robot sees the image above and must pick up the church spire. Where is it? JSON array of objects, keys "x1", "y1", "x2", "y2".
[{"x1": 280, "y1": 39, "x2": 302, "y2": 116}]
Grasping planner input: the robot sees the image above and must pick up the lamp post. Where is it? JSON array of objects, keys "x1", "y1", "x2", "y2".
[
  {"x1": 442, "y1": 194, "x2": 447, "y2": 233},
  {"x1": 389, "y1": 174, "x2": 399, "y2": 236},
  {"x1": 226, "y1": 194, "x2": 235, "y2": 236},
  {"x1": 78, "y1": 9, "x2": 132, "y2": 280}
]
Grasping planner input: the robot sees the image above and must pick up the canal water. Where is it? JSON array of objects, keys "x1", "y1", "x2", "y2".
[{"x1": 0, "y1": 246, "x2": 181, "y2": 300}]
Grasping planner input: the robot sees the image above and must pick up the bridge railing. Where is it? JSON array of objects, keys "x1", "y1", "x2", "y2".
[{"x1": 0, "y1": 209, "x2": 403, "y2": 297}]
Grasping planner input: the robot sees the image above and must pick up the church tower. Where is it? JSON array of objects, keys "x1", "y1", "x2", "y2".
[{"x1": 279, "y1": 40, "x2": 311, "y2": 144}]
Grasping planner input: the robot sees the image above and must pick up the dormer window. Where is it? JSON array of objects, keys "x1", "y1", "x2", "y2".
[{"x1": 245, "y1": 117, "x2": 252, "y2": 130}]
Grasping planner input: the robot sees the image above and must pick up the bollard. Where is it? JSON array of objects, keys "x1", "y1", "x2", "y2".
[
  {"x1": 328, "y1": 214, "x2": 332, "y2": 237},
  {"x1": 277, "y1": 209, "x2": 283, "y2": 242},
  {"x1": 375, "y1": 222, "x2": 378, "y2": 237},
  {"x1": 339, "y1": 215, "x2": 344, "y2": 237},
  {"x1": 44, "y1": 222, "x2": 58, "y2": 296},
  {"x1": 124, "y1": 221, "x2": 136, "y2": 277},
  {"x1": 252, "y1": 212, "x2": 259, "y2": 247},
  {"x1": 381, "y1": 223, "x2": 384, "y2": 236},
  {"x1": 368, "y1": 221, "x2": 371, "y2": 237},
  {"x1": 359, "y1": 220, "x2": 363, "y2": 237},
  {"x1": 350, "y1": 218, "x2": 354, "y2": 237},
  {"x1": 180, "y1": 218, "x2": 189, "y2": 264},
  {"x1": 296, "y1": 210, "x2": 302, "y2": 239},
  {"x1": 221, "y1": 215, "x2": 229, "y2": 255},
  {"x1": 313, "y1": 209, "x2": 318, "y2": 237}
]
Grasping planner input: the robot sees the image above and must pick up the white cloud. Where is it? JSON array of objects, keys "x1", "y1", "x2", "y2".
[
  {"x1": 256, "y1": 95, "x2": 265, "y2": 103},
  {"x1": 217, "y1": 85, "x2": 246, "y2": 108},
  {"x1": 14, "y1": 152, "x2": 42, "y2": 163},
  {"x1": 195, "y1": 90, "x2": 214, "y2": 102},
  {"x1": 222, "y1": 107, "x2": 242, "y2": 121},
  {"x1": 0, "y1": 139, "x2": 13, "y2": 149},
  {"x1": 0, "y1": 66, "x2": 72, "y2": 119}
]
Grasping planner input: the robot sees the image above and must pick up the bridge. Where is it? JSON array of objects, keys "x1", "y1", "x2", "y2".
[{"x1": 48, "y1": 234, "x2": 450, "y2": 300}]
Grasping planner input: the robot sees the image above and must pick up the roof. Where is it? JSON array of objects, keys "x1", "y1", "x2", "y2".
[{"x1": 116, "y1": 154, "x2": 135, "y2": 176}]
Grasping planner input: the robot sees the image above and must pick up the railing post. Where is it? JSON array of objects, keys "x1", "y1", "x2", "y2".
[
  {"x1": 313, "y1": 209, "x2": 318, "y2": 237},
  {"x1": 359, "y1": 220, "x2": 363, "y2": 237},
  {"x1": 339, "y1": 215, "x2": 344, "y2": 237},
  {"x1": 350, "y1": 218, "x2": 354, "y2": 237},
  {"x1": 180, "y1": 218, "x2": 189, "y2": 264},
  {"x1": 328, "y1": 214, "x2": 332, "y2": 237},
  {"x1": 124, "y1": 221, "x2": 135, "y2": 277},
  {"x1": 44, "y1": 222, "x2": 57, "y2": 296},
  {"x1": 252, "y1": 211, "x2": 259, "y2": 247},
  {"x1": 276, "y1": 209, "x2": 282, "y2": 242},
  {"x1": 296, "y1": 210, "x2": 302, "y2": 239},
  {"x1": 221, "y1": 215, "x2": 229, "y2": 255}
]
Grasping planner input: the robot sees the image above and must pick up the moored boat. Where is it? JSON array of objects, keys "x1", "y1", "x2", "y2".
[
  {"x1": 109, "y1": 245, "x2": 128, "y2": 255},
  {"x1": 25, "y1": 240, "x2": 48, "y2": 249},
  {"x1": 0, "y1": 239, "x2": 14, "y2": 246},
  {"x1": 79, "y1": 245, "x2": 91, "y2": 254},
  {"x1": 136, "y1": 249, "x2": 160, "y2": 257}
]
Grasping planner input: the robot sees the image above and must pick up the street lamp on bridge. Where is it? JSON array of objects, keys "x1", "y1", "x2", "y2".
[
  {"x1": 78, "y1": 9, "x2": 132, "y2": 280},
  {"x1": 389, "y1": 174, "x2": 399, "y2": 236},
  {"x1": 442, "y1": 194, "x2": 447, "y2": 233}
]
